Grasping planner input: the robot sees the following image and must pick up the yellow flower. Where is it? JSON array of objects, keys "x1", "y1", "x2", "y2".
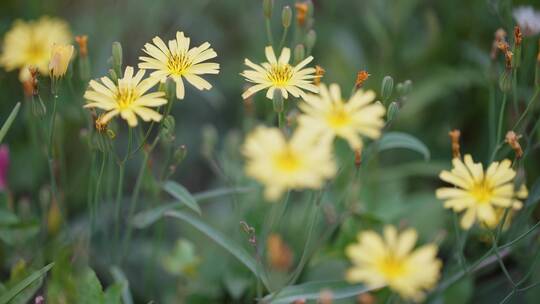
[
  {"x1": 436, "y1": 155, "x2": 526, "y2": 229},
  {"x1": 138, "y1": 31, "x2": 219, "y2": 100},
  {"x1": 242, "y1": 126, "x2": 336, "y2": 201},
  {"x1": 298, "y1": 83, "x2": 386, "y2": 149},
  {"x1": 346, "y1": 226, "x2": 442, "y2": 302},
  {"x1": 83, "y1": 66, "x2": 167, "y2": 127},
  {"x1": 241, "y1": 46, "x2": 318, "y2": 100},
  {"x1": 49, "y1": 44, "x2": 74, "y2": 78},
  {"x1": 0, "y1": 16, "x2": 71, "y2": 81}
]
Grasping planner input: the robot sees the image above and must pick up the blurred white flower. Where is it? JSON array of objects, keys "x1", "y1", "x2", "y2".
[{"x1": 513, "y1": 6, "x2": 540, "y2": 36}]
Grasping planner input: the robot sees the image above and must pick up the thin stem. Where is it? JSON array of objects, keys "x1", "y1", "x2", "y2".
[
  {"x1": 113, "y1": 160, "x2": 126, "y2": 261},
  {"x1": 496, "y1": 93, "x2": 508, "y2": 147},
  {"x1": 47, "y1": 91, "x2": 60, "y2": 216},
  {"x1": 278, "y1": 111, "x2": 285, "y2": 129},
  {"x1": 265, "y1": 19, "x2": 274, "y2": 46},
  {"x1": 513, "y1": 88, "x2": 540, "y2": 131},
  {"x1": 93, "y1": 152, "x2": 107, "y2": 235},
  {"x1": 278, "y1": 26, "x2": 289, "y2": 51}
]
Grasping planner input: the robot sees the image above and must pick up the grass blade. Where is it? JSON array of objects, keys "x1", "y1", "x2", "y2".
[
  {"x1": 0, "y1": 262, "x2": 54, "y2": 304},
  {"x1": 162, "y1": 181, "x2": 201, "y2": 215},
  {"x1": 378, "y1": 131, "x2": 430, "y2": 160},
  {"x1": 0, "y1": 102, "x2": 21, "y2": 144}
]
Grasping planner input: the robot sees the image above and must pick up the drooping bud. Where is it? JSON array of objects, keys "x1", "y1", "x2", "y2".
[
  {"x1": 282, "y1": 6, "x2": 292, "y2": 28},
  {"x1": 263, "y1": 0, "x2": 274, "y2": 19},
  {"x1": 386, "y1": 101, "x2": 399, "y2": 122},
  {"x1": 355, "y1": 70, "x2": 369, "y2": 89},
  {"x1": 505, "y1": 131, "x2": 523, "y2": 159},
  {"x1": 381, "y1": 76, "x2": 394, "y2": 102},
  {"x1": 111, "y1": 41, "x2": 123, "y2": 78},
  {"x1": 305, "y1": 29, "x2": 317, "y2": 51},
  {"x1": 314, "y1": 65, "x2": 325, "y2": 85},
  {"x1": 448, "y1": 129, "x2": 461, "y2": 159},
  {"x1": 49, "y1": 44, "x2": 74, "y2": 79},
  {"x1": 293, "y1": 44, "x2": 305, "y2": 64}
]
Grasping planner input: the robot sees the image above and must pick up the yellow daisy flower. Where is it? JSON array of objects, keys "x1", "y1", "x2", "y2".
[
  {"x1": 138, "y1": 31, "x2": 220, "y2": 100},
  {"x1": 0, "y1": 16, "x2": 71, "y2": 81},
  {"x1": 242, "y1": 126, "x2": 336, "y2": 201},
  {"x1": 298, "y1": 83, "x2": 386, "y2": 149},
  {"x1": 346, "y1": 226, "x2": 442, "y2": 302},
  {"x1": 241, "y1": 46, "x2": 318, "y2": 100},
  {"x1": 436, "y1": 155, "x2": 526, "y2": 229},
  {"x1": 83, "y1": 66, "x2": 167, "y2": 127}
]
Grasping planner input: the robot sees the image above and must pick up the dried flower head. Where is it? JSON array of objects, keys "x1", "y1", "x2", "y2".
[
  {"x1": 295, "y1": 3, "x2": 309, "y2": 27},
  {"x1": 314, "y1": 65, "x2": 325, "y2": 85},
  {"x1": 75, "y1": 35, "x2": 88, "y2": 58},
  {"x1": 22, "y1": 67, "x2": 39, "y2": 97},
  {"x1": 448, "y1": 129, "x2": 461, "y2": 158},
  {"x1": 355, "y1": 70, "x2": 370, "y2": 89},
  {"x1": 514, "y1": 26, "x2": 523, "y2": 47},
  {"x1": 505, "y1": 131, "x2": 523, "y2": 159}
]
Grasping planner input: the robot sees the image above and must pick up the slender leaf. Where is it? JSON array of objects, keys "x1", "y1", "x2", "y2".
[
  {"x1": 263, "y1": 280, "x2": 382, "y2": 304},
  {"x1": 164, "y1": 210, "x2": 270, "y2": 289},
  {"x1": 525, "y1": 178, "x2": 540, "y2": 208},
  {"x1": 162, "y1": 181, "x2": 201, "y2": 215},
  {"x1": 0, "y1": 102, "x2": 21, "y2": 144},
  {"x1": 0, "y1": 263, "x2": 54, "y2": 304},
  {"x1": 133, "y1": 187, "x2": 252, "y2": 229},
  {"x1": 110, "y1": 266, "x2": 133, "y2": 304},
  {"x1": 77, "y1": 268, "x2": 103, "y2": 304},
  {"x1": 377, "y1": 131, "x2": 430, "y2": 160}
]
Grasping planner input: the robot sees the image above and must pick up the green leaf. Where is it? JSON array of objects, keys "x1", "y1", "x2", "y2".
[
  {"x1": 77, "y1": 268, "x2": 103, "y2": 304},
  {"x1": 0, "y1": 263, "x2": 54, "y2": 304},
  {"x1": 164, "y1": 210, "x2": 270, "y2": 290},
  {"x1": 377, "y1": 132, "x2": 430, "y2": 160},
  {"x1": 525, "y1": 178, "x2": 540, "y2": 208},
  {"x1": 110, "y1": 266, "x2": 133, "y2": 304},
  {"x1": 133, "y1": 187, "x2": 252, "y2": 229},
  {"x1": 103, "y1": 284, "x2": 122, "y2": 304},
  {"x1": 0, "y1": 102, "x2": 21, "y2": 144},
  {"x1": 162, "y1": 181, "x2": 201, "y2": 215},
  {"x1": 263, "y1": 280, "x2": 382, "y2": 304},
  {"x1": 0, "y1": 209, "x2": 19, "y2": 226}
]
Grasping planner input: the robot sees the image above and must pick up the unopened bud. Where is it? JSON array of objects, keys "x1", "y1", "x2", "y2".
[
  {"x1": 294, "y1": 44, "x2": 305, "y2": 64},
  {"x1": 173, "y1": 144, "x2": 188, "y2": 165},
  {"x1": 354, "y1": 148, "x2": 362, "y2": 169},
  {"x1": 514, "y1": 26, "x2": 522, "y2": 47},
  {"x1": 505, "y1": 131, "x2": 523, "y2": 159},
  {"x1": 272, "y1": 90, "x2": 284, "y2": 112},
  {"x1": 381, "y1": 76, "x2": 394, "y2": 102},
  {"x1": 49, "y1": 44, "x2": 74, "y2": 79},
  {"x1": 108, "y1": 68, "x2": 118, "y2": 83},
  {"x1": 499, "y1": 69, "x2": 512, "y2": 92},
  {"x1": 314, "y1": 65, "x2": 325, "y2": 85},
  {"x1": 160, "y1": 115, "x2": 176, "y2": 143},
  {"x1": 295, "y1": 2, "x2": 309, "y2": 27},
  {"x1": 448, "y1": 129, "x2": 461, "y2": 159},
  {"x1": 75, "y1": 35, "x2": 88, "y2": 58},
  {"x1": 355, "y1": 70, "x2": 369, "y2": 89},
  {"x1": 305, "y1": 30, "x2": 316, "y2": 51},
  {"x1": 263, "y1": 0, "x2": 273, "y2": 19},
  {"x1": 111, "y1": 41, "x2": 123, "y2": 77},
  {"x1": 282, "y1": 6, "x2": 292, "y2": 28},
  {"x1": 387, "y1": 101, "x2": 399, "y2": 122}
]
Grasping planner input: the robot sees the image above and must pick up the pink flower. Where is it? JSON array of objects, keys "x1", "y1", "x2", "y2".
[{"x1": 0, "y1": 145, "x2": 9, "y2": 191}]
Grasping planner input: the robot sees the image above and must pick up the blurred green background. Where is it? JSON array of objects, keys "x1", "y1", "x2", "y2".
[{"x1": 1, "y1": 0, "x2": 540, "y2": 303}]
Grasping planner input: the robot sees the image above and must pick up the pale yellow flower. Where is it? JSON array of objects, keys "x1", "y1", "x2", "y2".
[
  {"x1": 49, "y1": 44, "x2": 74, "y2": 78},
  {"x1": 138, "y1": 31, "x2": 219, "y2": 100},
  {"x1": 346, "y1": 226, "x2": 442, "y2": 302},
  {"x1": 242, "y1": 126, "x2": 336, "y2": 201},
  {"x1": 298, "y1": 83, "x2": 385, "y2": 149},
  {"x1": 0, "y1": 16, "x2": 71, "y2": 81},
  {"x1": 436, "y1": 155, "x2": 526, "y2": 229},
  {"x1": 83, "y1": 66, "x2": 167, "y2": 127},
  {"x1": 241, "y1": 46, "x2": 318, "y2": 100}
]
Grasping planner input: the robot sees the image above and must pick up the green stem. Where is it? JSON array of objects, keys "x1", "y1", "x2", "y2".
[
  {"x1": 278, "y1": 111, "x2": 285, "y2": 129},
  {"x1": 278, "y1": 26, "x2": 289, "y2": 51},
  {"x1": 113, "y1": 160, "x2": 125, "y2": 261},
  {"x1": 513, "y1": 88, "x2": 540, "y2": 131},
  {"x1": 496, "y1": 93, "x2": 508, "y2": 147},
  {"x1": 93, "y1": 152, "x2": 107, "y2": 235},
  {"x1": 47, "y1": 92, "x2": 60, "y2": 214},
  {"x1": 265, "y1": 19, "x2": 274, "y2": 46}
]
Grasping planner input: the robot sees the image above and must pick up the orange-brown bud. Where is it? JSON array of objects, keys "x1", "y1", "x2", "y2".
[
  {"x1": 75, "y1": 35, "x2": 88, "y2": 58},
  {"x1": 314, "y1": 65, "x2": 325, "y2": 85},
  {"x1": 354, "y1": 148, "x2": 362, "y2": 168},
  {"x1": 355, "y1": 70, "x2": 370, "y2": 89},
  {"x1": 22, "y1": 68, "x2": 39, "y2": 97},
  {"x1": 267, "y1": 234, "x2": 293, "y2": 271},
  {"x1": 295, "y1": 3, "x2": 309, "y2": 27},
  {"x1": 448, "y1": 129, "x2": 461, "y2": 159},
  {"x1": 505, "y1": 131, "x2": 523, "y2": 159},
  {"x1": 491, "y1": 28, "x2": 507, "y2": 60},
  {"x1": 514, "y1": 26, "x2": 522, "y2": 47}
]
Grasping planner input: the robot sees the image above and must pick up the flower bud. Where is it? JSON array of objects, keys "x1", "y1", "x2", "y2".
[
  {"x1": 305, "y1": 30, "x2": 317, "y2": 51},
  {"x1": 381, "y1": 76, "x2": 394, "y2": 102},
  {"x1": 499, "y1": 70, "x2": 512, "y2": 92},
  {"x1": 47, "y1": 200, "x2": 62, "y2": 236},
  {"x1": 108, "y1": 68, "x2": 118, "y2": 83},
  {"x1": 294, "y1": 44, "x2": 305, "y2": 64},
  {"x1": 75, "y1": 35, "x2": 88, "y2": 58},
  {"x1": 49, "y1": 44, "x2": 74, "y2": 78},
  {"x1": 173, "y1": 144, "x2": 188, "y2": 165},
  {"x1": 282, "y1": 6, "x2": 292, "y2": 28},
  {"x1": 263, "y1": 0, "x2": 273, "y2": 19},
  {"x1": 112, "y1": 41, "x2": 123, "y2": 77},
  {"x1": 295, "y1": 2, "x2": 309, "y2": 27},
  {"x1": 272, "y1": 90, "x2": 284, "y2": 113},
  {"x1": 386, "y1": 101, "x2": 399, "y2": 122},
  {"x1": 160, "y1": 115, "x2": 176, "y2": 143},
  {"x1": 201, "y1": 125, "x2": 217, "y2": 158}
]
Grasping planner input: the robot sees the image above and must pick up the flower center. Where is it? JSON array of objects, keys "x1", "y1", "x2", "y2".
[
  {"x1": 267, "y1": 64, "x2": 293, "y2": 87},
  {"x1": 378, "y1": 255, "x2": 407, "y2": 279},
  {"x1": 274, "y1": 148, "x2": 301, "y2": 172},
  {"x1": 327, "y1": 106, "x2": 351, "y2": 129},
  {"x1": 167, "y1": 52, "x2": 192, "y2": 76},
  {"x1": 470, "y1": 181, "x2": 493, "y2": 204},
  {"x1": 115, "y1": 88, "x2": 138, "y2": 109},
  {"x1": 26, "y1": 42, "x2": 46, "y2": 64}
]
